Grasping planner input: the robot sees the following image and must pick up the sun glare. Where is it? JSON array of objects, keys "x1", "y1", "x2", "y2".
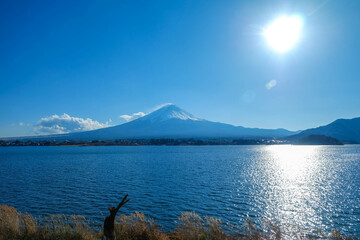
[
  {"x1": 263, "y1": 15, "x2": 303, "y2": 53},
  {"x1": 267, "y1": 145, "x2": 318, "y2": 180}
]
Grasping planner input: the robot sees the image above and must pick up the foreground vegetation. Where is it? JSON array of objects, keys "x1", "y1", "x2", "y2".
[{"x1": 0, "y1": 205, "x2": 356, "y2": 240}]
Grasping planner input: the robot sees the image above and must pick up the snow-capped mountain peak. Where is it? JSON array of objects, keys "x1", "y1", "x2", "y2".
[
  {"x1": 6, "y1": 103, "x2": 298, "y2": 141},
  {"x1": 138, "y1": 103, "x2": 201, "y2": 122}
]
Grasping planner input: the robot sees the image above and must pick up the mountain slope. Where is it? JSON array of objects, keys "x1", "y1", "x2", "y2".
[
  {"x1": 15, "y1": 104, "x2": 296, "y2": 140},
  {"x1": 60, "y1": 104, "x2": 295, "y2": 140},
  {"x1": 288, "y1": 117, "x2": 360, "y2": 143}
]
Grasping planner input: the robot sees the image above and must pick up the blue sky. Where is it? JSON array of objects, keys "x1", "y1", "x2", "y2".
[{"x1": 1, "y1": 0, "x2": 360, "y2": 137}]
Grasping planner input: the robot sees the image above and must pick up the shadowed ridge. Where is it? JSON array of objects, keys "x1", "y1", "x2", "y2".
[{"x1": 287, "y1": 116, "x2": 360, "y2": 143}]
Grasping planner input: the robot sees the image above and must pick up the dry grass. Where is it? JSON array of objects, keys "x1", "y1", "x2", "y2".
[
  {"x1": 0, "y1": 205, "x2": 98, "y2": 240},
  {"x1": 115, "y1": 211, "x2": 168, "y2": 240},
  {"x1": 170, "y1": 211, "x2": 232, "y2": 240},
  {"x1": 0, "y1": 205, "x2": 356, "y2": 240}
]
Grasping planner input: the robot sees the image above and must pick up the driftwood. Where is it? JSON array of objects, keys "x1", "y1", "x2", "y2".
[{"x1": 103, "y1": 194, "x2": 129, "y2": 240}]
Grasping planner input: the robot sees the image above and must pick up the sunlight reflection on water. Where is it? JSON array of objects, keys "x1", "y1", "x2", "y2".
[
  {"x1": 259, "y1": 145, "x2": 344, "y2": 235},
  {"x1": 0, "y1": 145, "x2": 359, "y2": 236}
]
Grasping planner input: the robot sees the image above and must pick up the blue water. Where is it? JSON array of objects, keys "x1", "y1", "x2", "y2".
[{"x1": 0, "y1": 145, "x2": 359, "y2": 236}]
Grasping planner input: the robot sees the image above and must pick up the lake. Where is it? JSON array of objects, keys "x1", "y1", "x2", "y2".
[{"x1": 0, "y1": 145, "x2": 359, "y2": 236}]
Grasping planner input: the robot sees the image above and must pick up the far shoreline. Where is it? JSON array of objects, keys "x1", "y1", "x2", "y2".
[
  {"x1": 1, "y1": 143, "x2": 358, "y2": 147},
  {"x1": 1, "y1": 135, "x2": 357, "y2": 147}
]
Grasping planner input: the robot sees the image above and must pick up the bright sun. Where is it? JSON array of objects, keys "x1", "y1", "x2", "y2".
[{"x1": 263, "y1": 15, "x2": 303, "y2": 53}]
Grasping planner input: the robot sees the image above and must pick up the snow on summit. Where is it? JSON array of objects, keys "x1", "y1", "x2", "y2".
[{"x1": 139, "y1": 103, "x2": 201, "y2": 122}]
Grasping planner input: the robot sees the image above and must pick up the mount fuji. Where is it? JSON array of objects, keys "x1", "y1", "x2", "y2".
[{"x1": 11, "y1": 104, "x2": 297, "y2": 141}]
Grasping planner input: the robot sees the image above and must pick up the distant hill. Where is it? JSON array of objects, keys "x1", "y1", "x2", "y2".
[
  {"x1": 5, "y1": 104, "x2": 296, "y2": 141},
  {"x1": 288, "y1": 117, "x2": 360, "y2": 143},
  {"x1": 293, "y1": 135, "x2": 343, "y2": 145}
]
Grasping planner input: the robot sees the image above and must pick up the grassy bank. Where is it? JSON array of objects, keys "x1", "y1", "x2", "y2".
[{"x1": 0, "y1": 205, "x2": 356, "y2": 240}]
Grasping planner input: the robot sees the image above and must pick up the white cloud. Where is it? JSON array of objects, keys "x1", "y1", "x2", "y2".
[
  {"x1": 119, "y1": 112, "x2": 146, "y2": 122},
  {"x1": 266, "y1": 79, "x2": 277, "y2": 90},
  {"x1": 19, "y1": 122, "x2": 24, "y2": 126},
  {"x1": 35, "y1": 113, "x2": 110, "y2": 134}
]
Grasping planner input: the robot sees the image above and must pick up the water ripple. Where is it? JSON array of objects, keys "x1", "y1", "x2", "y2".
[{"x1": 0, "y1": 145, "x2": 359, "y2": 236}]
